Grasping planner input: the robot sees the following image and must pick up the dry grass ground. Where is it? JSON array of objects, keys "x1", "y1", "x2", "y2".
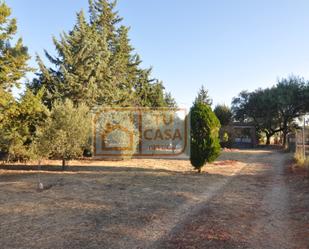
[
  {"x1": 0, "y1": 149, "x2": 307, "y2": 249},
  {"x1": 0, "y1": 150, "x2": 249, "y2": 249}
]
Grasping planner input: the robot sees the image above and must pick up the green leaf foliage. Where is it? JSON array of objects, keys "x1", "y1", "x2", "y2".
[
  {"x1": 194, "y1": 85, "x2": 213, "y2": 106},
  {"x1": 0, "y1": 88, "x2": 49, "y2": 161},
  {"x1": 232, "y1": 76, "x2": 309, "y2": 146},
  {"x1": 30, "y1": 0, "x2": 175, "y2": 108},
  {"x1": 214, "y1": 104, "x2": 232, "y2": 126},
  {"x1": 37, "y1": 100, "x2": 91, "y2": 165},
  {"x1": 0, "y1": 1, "x2": 31, "y2": 90},
  {"x1": 190, "y1": 102, "x2": 221, "y2": 172}
]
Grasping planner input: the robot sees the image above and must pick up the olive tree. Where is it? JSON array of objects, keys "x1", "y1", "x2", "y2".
[
  {"x1": 232, "y1": 76, "x2": 308, "y2": 147},
  {"x1": 38, "y1": 100, "x2": 91, "y2": 169}
]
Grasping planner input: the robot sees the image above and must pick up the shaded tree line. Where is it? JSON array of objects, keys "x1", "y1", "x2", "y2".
[{"x1": 232, "y1": 76, "x2": 309, "y2": 146}]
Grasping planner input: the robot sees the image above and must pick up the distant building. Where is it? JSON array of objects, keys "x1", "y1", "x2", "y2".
[
  {"x1": 231, "y1": 122, "x2": 258, "y2": 148},
  {"x1": 220, "y1": 122, "x2": 258, "y2": 148}
]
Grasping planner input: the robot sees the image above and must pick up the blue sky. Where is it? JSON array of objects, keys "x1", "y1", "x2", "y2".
[{"x1": 8, "y1": 0, "x2": 309, "y2": 108}]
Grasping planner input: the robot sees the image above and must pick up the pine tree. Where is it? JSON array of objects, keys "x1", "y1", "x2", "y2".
[
  {"x1": 146, "y1": 81, "x2": 167, "y2": 107},
  {"x1": 164, "y1": 92, "x2": 177, "y2": 108},
  {"x1": 0, "y1": 1, "x2": 30, "y2": 91},
  {"x1": 31, "y1": 10, "x2": 110, "y2": 108},
  {"x1": 194, "y1": 85, "x2": 213, "y2": 106},
  {"x1": 89, "y1": 0, "x2": 122, "y2": 44},
  {"x1": 0, "y1": 87, "x2": 13, "y2": 128},
  {"x1": 30, "y1": 0, "x2": 174, "y2": 108},
  {"x1": 108, "y1": 25, "x2": 137, "y2": 106},
  {"x1": 0, "y1": 1, "x2": 36, "y2": 160}
]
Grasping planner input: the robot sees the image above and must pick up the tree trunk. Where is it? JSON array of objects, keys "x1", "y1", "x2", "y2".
[
  {"x1": 282, "y1": 120, "x2": 289, "y2": 149},
  {"x1": 62, "y1": 158, "x2": 66, "y2": 171},
  {"x1": 197, "y1": 168, "x2": 202, "y2": 173},
  {"x1": 266, "y1": 134, "x2": 271, "y2": 145},
  {"x1": 282, "y1": 131, "x2": 288, "y2": 149}
]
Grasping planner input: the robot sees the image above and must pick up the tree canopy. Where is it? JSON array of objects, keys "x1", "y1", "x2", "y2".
[
  {"x1": 36, "y1": 100, "x2": 91, "y2": 168},
  {"x1": 0, "y1": 1, "x2": 31, "y2": 91},
  {"x1": 194, "y1": 85, "x2": 213, "y2": 106},
  {"x1": 214, "y1": 104, "x2": 232, "y2": 126},
  {"x1": 0, "y1": 1, "x2": 45, "y2": 161},
  {"x1": 30, "y1": 0, "x2": 174, "y2": 108},
  {"x1": 0, "y1": 89, "x2": 48, "y2": 161},
  {"x1": 232, "y1": 76, "x2": 309, "y2": 146},
  {"x1": 0, "y1": 0, "x2": 176, "y2": 164}
]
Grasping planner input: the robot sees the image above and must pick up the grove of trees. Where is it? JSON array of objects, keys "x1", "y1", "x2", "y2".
[
  {"x1": 0, "y1": 0, "x2": 176, "y2": 164},
  {"x1": 1, "y1": 0, "x2": 308, "y2": 168},
  {"x1": 232, "y1": 76, "x2": 309, "y2": 146},
  {"x1": 30, "y1": 0, "x2": 174, "y2": 109}
]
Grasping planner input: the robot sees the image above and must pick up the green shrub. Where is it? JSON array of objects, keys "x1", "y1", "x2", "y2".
[
  {"x1": 0, "y1": 89, "x2": 48, "y2": 162},
  {"x1": 190, "y1": 102, "x2": 221, "y2": 173},
  {"x1": 37, "y1": 100, "x2": 91, "y2": 169}
]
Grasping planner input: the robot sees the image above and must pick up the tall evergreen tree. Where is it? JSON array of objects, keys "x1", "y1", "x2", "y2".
[
  {"x1": 31, "y1": 10, "x2": 111, "y2": 107},
  {"x1": 164, "y1": 92, "x2": 177, "y2": 108},
  {"x1": 0, "y1": 1, "x2": 38, "y2": 160},
  {"x1": 30, "y1": 0, "x2": 174, "y2": 108},
  {"x1": 190, "y1": 102, "x2": 221, "y2": 173},
  {"x1": 0, "y1": 1, "x2": 30, "y2": 91},
  {"x1": 194, "y1": 85, "x2": 213, "y2": 106}
]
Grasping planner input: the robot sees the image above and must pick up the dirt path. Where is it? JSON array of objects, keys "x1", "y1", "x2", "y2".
[
  {"x1": 247, "y1": 152, "x2": 292, "y2": 248},
  {"x1": 153, "y1": 150, "x2": 309, "y2": 249},
  {"x1": 139, "y1": 158, "x2": 248, "y2": 249}
]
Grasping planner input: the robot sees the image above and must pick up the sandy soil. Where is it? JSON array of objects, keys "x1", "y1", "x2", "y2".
[{"x1": 0, "y1": 149, "x2": 308, "y2": 249}]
